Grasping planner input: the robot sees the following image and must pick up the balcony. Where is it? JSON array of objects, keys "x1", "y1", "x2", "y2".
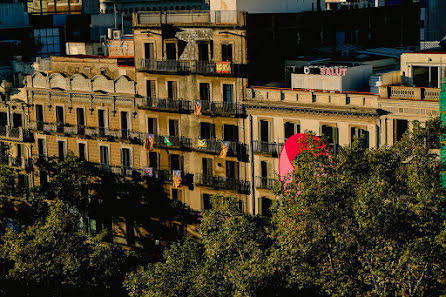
[
  {"x1": 379, "y1": 85, "x2": 440, "y2": 101},
  {"x1": 255, "y1": 177, "x2": 277, "y2": 190},
  {"x1": 154, "y1": 135, "x2": 192, "y2": 150},
  {"x1": 195, "y1": 174, "x2": 250, "y2": 194},
  {"x1": 0, "y1": 126, "x2": 32, "y2": 142},
  {"x1": 140, "y1": 97, "x2": 192, "y2": 113},
  {"x1": 253, "y1": 141, "x2": 283, "y2": 157},
  {"x1": 137, "y1": 59, "x2": 247, "y2": 78},
  {"x1": 193, "y1": 138, "x2": 249, "y2": 161},
  {"x1": 199, "y1": 100, "x2": 245, "y2": 117}
]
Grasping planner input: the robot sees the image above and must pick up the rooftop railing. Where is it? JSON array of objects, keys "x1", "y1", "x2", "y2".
[
  {"x1": 380, "y1": 85, "x2": 440, "y2": 101},
  {"x1": 135, "y1": 10, "x2": 246, "y2": 26}
]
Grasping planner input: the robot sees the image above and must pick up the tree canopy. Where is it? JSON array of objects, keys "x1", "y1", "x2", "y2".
[{"x1": 125, "y1": 119, "x2": 446, "y2": 297}]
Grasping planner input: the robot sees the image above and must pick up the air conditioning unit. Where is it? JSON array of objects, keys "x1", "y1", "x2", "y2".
[{"x1": 113, "y1": 30, "x2": 122, "y2": 40}]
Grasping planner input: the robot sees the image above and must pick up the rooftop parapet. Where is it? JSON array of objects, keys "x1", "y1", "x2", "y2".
[
  {"x1": 379, "y1": 85, "x2": 440, "y2": 101},
  {"x1": 133, "y1": 10, "x2": 246, "y2": 27}
]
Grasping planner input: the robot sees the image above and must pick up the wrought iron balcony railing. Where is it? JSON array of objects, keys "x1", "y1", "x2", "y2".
[
  {"x1": 255, "y1": 177, "x2": 277, "y2": 190},
  {"x1": 141, "y1": 97, "x2": 193, "y2": 113},
  {"x1": 0, "y1": 126, "x2": 32, "y2": 141},
  {"x1": 137, "y1": 59, "x2": 248, "y2": 77},
  {"x1": 252, "y1": 141, "x2": 283, "y2": 157},
  {"x1": 193, "y1": 138, "x2": 248, "y2": 160},
  {"x1": 195, "y1": 174, "x2": 250, "y2": 194},
  {"x1": 199, "y1": 100, "x2": 245, "y2": 117}
]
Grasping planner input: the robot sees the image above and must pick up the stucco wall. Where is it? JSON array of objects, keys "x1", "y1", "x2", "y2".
[{"x1": 210, "y1": 0, "x2": 325, "y2": 12}]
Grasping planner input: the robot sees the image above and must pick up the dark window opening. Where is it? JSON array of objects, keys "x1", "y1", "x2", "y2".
[
  {"x1": 121, "y1": 148, "x2": 131, "y2": 168},
  {"x1": 198, "y1": 43, "x2": 209, "y2": 62},
  {"x1": 284, "y1": 122, "x2": 300, "y2": 139},
  {"x1": 202, "y1": 158, "x2": 213, "y2": 176},
  {"x1": 200, "y1": 83, "x2": 210, "y2": 101},
  {"x1": 203, "y1": 194, "x2": 212, "y2": 210},
  {"x1": 98, "y1": 110, "x2": 105, "y2": 136},
  {"x1": 148, "y1": 117, "x2": 157, "y2": 134},
  {"x1": 78, "y1": 143, "x2": 86, "y2": 161},
  {"x1": 149, "y1": 152, "x2": 159, "y2": 169},
  {"x1": 166, "y1": 43, "x2": 177, "y2": 60},
  {"x1": 12, "y1": 113, "x2": 22, "y2": 128},
  {"x1": 223, "y1": 84, "x2": 233, "y2": 103},
  {"x1": 395, "y1": 119, "x2": 408, "y2": 142},
  {"x1": 221, "y1": 44, "x2": 233, "y2": 62},
  {"x1": 200, "y1": 122, "x2": 215, "y2": 139},
  {"x1": 146, "y1": 80, "x2": 156, "y2": 98},
  {"x1": 144, "y1": 43, "x2": 155, "y2": 60},
  {"x1": 351, "y1": 127, "x2": 369, "y2": 148},
  {"x1": 223, "y1": 124, "x2": 238, "y2": 142},
  {"x1": 260, "y1": 120, "x2": 270, "y2": 142},
  {"x1": 76, "y1": 108, "x2": 85, "y2": 135},
  {"x1": 169, "y1": 154, "x2": 183, "y2": 171},
  {"x1": 56, "y1": 106, "x2": 64, "y2": 132},
  {"x1": 169, "y1": 119, "x2": 179, "y2": 137},
  {"x1": 226, "y1": 160, "x2": 238, "y2": 179},
  {"x1": 261, "y1": 197, "x2": 272, "y2": 217},
  {"x1": 58, "y1": 141, "x2": 65, "y2": 160},
  {"x1": 167, "y1": 81, "x2": 177, "y2": 99}
]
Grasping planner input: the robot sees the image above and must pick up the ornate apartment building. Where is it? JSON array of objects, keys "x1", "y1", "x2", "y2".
[{"x1": 4, "y1": 10, "x2": 439, "y2": 246}]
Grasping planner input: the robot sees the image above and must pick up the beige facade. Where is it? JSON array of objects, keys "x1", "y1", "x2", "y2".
[{"x1": 18, "y1": 11, "x2": 441, "y2": 247}]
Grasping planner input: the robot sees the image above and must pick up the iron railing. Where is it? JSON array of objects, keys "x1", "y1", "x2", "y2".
[
  {"x1": 255, "y1": 177, "x2": 277, "y2": 190},
  {"x1": 0, "y1": 126, "x2": 31, "y2": 141},
  {"x1": 252, "y1": 141, "x2": 283, "y2": 157},
  {"x1": 137, "y1": 59, "x2": 247, "y2": 77},
  {"x1": 141, "y1": 97, "x2": 192, "y2": 113},
  {"x1": 195, "y1": 174, "x2": 250, "y2": 194},
  {"x1": 199, "y1": 100, "x2": 245, "y2": 117}
]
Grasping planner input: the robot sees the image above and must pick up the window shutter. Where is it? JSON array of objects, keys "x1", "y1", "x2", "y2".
[
  {"x1": 174, "y1": 120, "x2": 179, "y2": 136},
  {"x1": 180, "y1": 155, "x2": 184, "y2": 172},
  {"x1": 150, "y1": 80, "x2": 156, "y2": 98},
  {"x1": 211, "y1": 124, "x2": 215, "y2": 139},
  {"x1": 154, "y1": 118, "x2": 158, "y2": 135},
  {"x1": 172, "y1": 81, "x2": 177, "y2": 99},
  {"x1": 334, "y1": 127, "x2": 339, "y2": 145},
  {"x1": 168, "y1": 154, "x2": 171, "y2": 171}
]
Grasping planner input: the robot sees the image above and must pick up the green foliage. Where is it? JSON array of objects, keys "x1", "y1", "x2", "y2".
[
  {"x1": 125, "y1": 119, "x2": 446, "y2": 297},
  {"x1": 0, "y1": 164, "x2": 16, "y2": 199},
  {"x1": 0, "y1": 201, "x2": 128, "y2": 297}
]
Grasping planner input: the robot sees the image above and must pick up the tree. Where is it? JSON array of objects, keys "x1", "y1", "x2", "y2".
[
  {"x1": 271, "y1": 120, "x2": 446, "y2": 296},
  {"x1": 0, "y1": 201, "x2": 128, "y2": 297},
  {"x1": 124, "y1": 119, "x2": 446, "y2": 297}
]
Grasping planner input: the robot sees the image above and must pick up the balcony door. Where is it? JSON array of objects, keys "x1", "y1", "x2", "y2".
[
  {"x1": 36, "y1": 105, "x2": 44, "y2": 130},
  {"x1": 223, "y1": 84, "x2": 233, "y2": 103},
  {"x1": 166, "y1": 43, "x2": 177, "y2": 60},
  {"x1": 98, "y1": 110, "x2": 106, "y2": 136},
  {"x1": 259, "y1": 120, "x2": 270, "y2": 143},
  {"x1": 121, "y1": 111, "x2": 129, "y2": 139},
  {"x1": 223, "y1": 124, "x2": 238, "y2": 142},
  {"x1": 200, "y1": 83, "x2": 210, "y2": 101},
  {"x1": 198, "y1": 42, "x2": 209, "y2": 62},
  {"x1": 225, "y1": 160, "x2": 238, "y2": 179},
  {"x1": 221, "y1": 44, "x2": 233, "y2": 62},
  {"x1": 56, "y1": 106, "x2": 64, "y2": 132},
  {"x1": 200, "y1": 122, "x2": 215, "y2": 140},
  {"x1": 144, "y1": 43, "x2": 155, "y2": 60},
  {"x1": 202, "y1": 158, "x2": 213, "y2": 176},
  {"x1": 169, "y1": 119, "x2": 179, "y2": 137},
  {"x1": 167, "y1": 81, "x2": 177, "y2": 100},
  {"x1": 100, "y1": 146, "x2": 109, "y2": 168},
  {"x1": 12, "y1": 113, "x2": 22, "y2": 128},
  {"x1": 76, "y1": 108, "x2": 85, "y2": 135},
  {"x1": 121, "y1": 148, "x2": 131, "y2": 168}
]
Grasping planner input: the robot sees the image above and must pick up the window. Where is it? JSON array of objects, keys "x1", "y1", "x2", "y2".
[
  {"x1": 198, "y1": 42, "x2": 209, "y2": 62},
  {"x1": 321, "y1": 125, "x2": 338, "y2": 145},
  {"x1": 169, "y1": 119, "x2": 179, "y2": 137},
  {"x1": 394, "y1": 119, "x2": 408, "y2": 142},
  {"x1": 148, "y1": 117, "x2": 158, "y2": 134},
  {"x1": 261, "y1": 161, "x2": 268, "y2": 178},
  {"x1": 36, "y1": 104, "x2": 44, "y2": 130},
  {"x1": 200, "y1": 83, "x2": 210, "y2": 101},
  {"x1": 34, "y1": 28, "x2": 61, "y2": 58},
  {"x1": 100, "y1": 146, "x2": 109, "y2": 166},
  {"x1": 260, "y1": 197, "x2": 272, "y2": 217},
  {"x1": 259, "y1": 120, "x2": 270, "y2": 142},
  {"x1": 38, "y1": 138, "x2": 45, "y2": 157},
  {"x1": 351, "y1": 127, "x2": 369, "y2": 148},
  {"x1": 149, "y1": 152, "x2": 159, "y2": 168},
  {"x1": 284, "y1": 122, "x2": 300, "y2": 139},
  {"x1": 78, "y1": 143, "x2": 86, "y2": 161},
  {"x1": 223, "y1": 124, "x2": 238, "y2": 142},
  {"x1": 169, "y1": 154, "x2": 183, "y2": 171},
  {"x1": 98, "y1": 110, "x2": 106, "y2": 136},
  {"x1": 121, "y1": 111, "x2": 129, "y2": 139},
  {"x1": 167, "y1": 81, "x2": 177, "y2": 99},
  {"x1": 56, "y1": 106, "x2": 64, "y2": 132},
  {"x1": 223, "y1": 84, "x2": 233, "y2": 103},
  {"x1": 200, "y1": 122, "x2": 215, "y2": 139},
  {"x1": 203, "y1": 194, "x2": 212, "y2": 210},
  {"x1": 172, "y1": 188, "x2": 182, "y2": 201},
  {"x1": 76, "y1": 108, "x2": 85, "y2": 135},
  {"x1": 12, "y1": 113, "x2": 22, "y2": 128},
  {"x1": 225, "y1": 160, "x2": 238, "y2": 179},
  {"x1": 58, "y1": 141, "x2": 65, "y2": 160},
  {"x1": 312, "y1": 94, "x2": 317, "y2": 103},
  {"x1": 0, "y1": 112, "x2": 6, "y2": 127},
  {"x1": 221, "y1": 44, "x2": 233, "y2": 62},
  {"x1": 146, "y1": 80, "x2": 156, "y2": 98},
  {"x1": 121, "y1": 148, "x2": 131, "y2": 168},
  {"x1": 202, "y1": 158, "x2": 213, "y2": 176},
  {"x1": 166, "y1": 43, "x2": 177, "y2": 60}
]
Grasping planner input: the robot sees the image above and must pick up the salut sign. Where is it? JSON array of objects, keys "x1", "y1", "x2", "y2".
[{"x1": 303, "y1": 65, "x2": 348, "y2": 77}]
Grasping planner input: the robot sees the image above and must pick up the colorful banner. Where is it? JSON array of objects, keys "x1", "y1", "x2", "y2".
[
  {"x1": 144, "y1": 134, "x2": 154, "y2": 151},
  {"x1": 194, "y1": 100, "x2": 202, "y2": 115},
  {"x1": 197, "y1": 139, "x2": 207, "y2": 148},
  {"x1": 173, "y1": 170, "x2": 182, "y2": 188},
  {"x1": 216, "y1": 61, "x2": 231, "y2": 74},
  {"x1": 144, "y1": 167, "x2": 153, "y2": 177},
  {"x1": 218, "y1": 141, "x2": 230, "y2": 158},
  {"x1": 164, "y1": 136, "x2": 173, "y2": 146}
]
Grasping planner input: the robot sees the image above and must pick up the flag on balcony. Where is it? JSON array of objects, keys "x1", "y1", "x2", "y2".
[
  {"x1": 197, "y1": 139, "x2": 207, "y2": 148},
  {"x1": 216, "y1": 61, "x2": 231, "y2": 74},
  {"x1": 194, "y1": 100, "x2": 202, "y2": 115},
  {"x1": 164, "y1": 136, "x2": 173, "y2": 146},
  {"x1": 173, "y1": 170, "x2": 182, "y2": 188},
  {"x1": 219, "y1": 141, "x2": 230, "y2": 158},
  {"x1": 144, "y1": 134, "x2": 154, "y2": 151},
  {"x1": 143, "y1": 167, "x2": 153, "y2": 177}
]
